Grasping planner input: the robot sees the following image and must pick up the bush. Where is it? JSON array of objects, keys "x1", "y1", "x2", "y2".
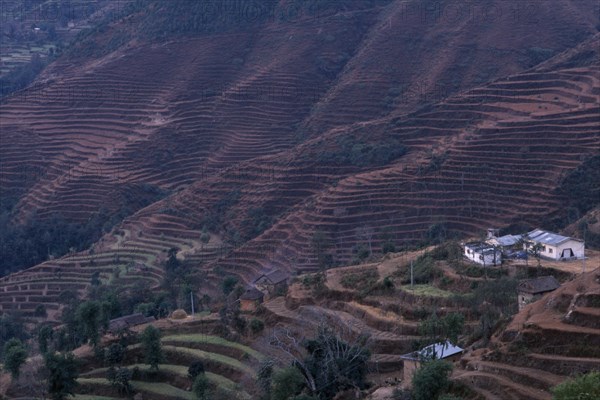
[
  {"x1": 249, "y1": 318, "x2": 265, "y2": 334},
  {"x1": 551, "y1": 371, "x2": 600, "y2": 400},
  {"x1": 412, "y1": 360, "x2": 453, "y2": 400},
  {"x1": 340, "y1": 269, "x2": 378, "y2": 289},
  {"x1": 222, "y1": 276, "x2": 238, "y2": 295},
  {"x1": 193, "y1": 373, "x2": 211, "y2": 400},
  {"x1": 271, "y1": 367, "x2": 305, "y2": 400},
  {"x1": 188, "y1": 361, "x2": 205, "y2": 380},
  {"x1": 3, "y1": 338, "x2": 27, "y2": 378}
]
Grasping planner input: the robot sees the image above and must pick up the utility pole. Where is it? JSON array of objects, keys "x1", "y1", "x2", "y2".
[
  {"x1": 582, "y1": 242, "x2": 586, "y2": 274},
  {"x1": 190, "y1": 291, "x2": 195, "y2": 318}
]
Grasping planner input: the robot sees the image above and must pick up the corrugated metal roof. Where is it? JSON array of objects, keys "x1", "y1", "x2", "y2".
[
  {"x1": 527, "y1": 229, "x2": 574, "y2": 246},
  {"x1": 492, "y1": 234, "x2": 522, "y2": 247},
  {"x1": 401, "y1": 340, "x2": 463, "y2": 361}
]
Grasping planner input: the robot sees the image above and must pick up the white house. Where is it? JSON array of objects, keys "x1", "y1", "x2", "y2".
[
  {"x1": 464, "y1": 242, "x2": 502, "y2": 266},
  {"x1": 525, "y1": 229, "x2": 584, "y2": 260}
]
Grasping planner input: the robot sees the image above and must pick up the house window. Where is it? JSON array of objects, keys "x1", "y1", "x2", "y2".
[
  {"x1": 542, "y1": 246, "x2": 546, "y2": 252},
  {"x1": 549, "y1": 248, "x2": 553, "y2": 254},
  {"x1": 479, "y1": 255, "x2": 483, "y2": 261}
]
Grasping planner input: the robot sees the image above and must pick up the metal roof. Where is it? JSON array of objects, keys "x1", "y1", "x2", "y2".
[
  {"x1": 465, "y1": 242, "x2": 501, "y2": 254},
  {"x1": 401, "y1": 340, "x2": 463, "y2": 361},
  {"x1": 491, "y1": 234, "x2": 522, "y2": 247},
  {"x1": 527, "y1": 229, "x2": 576, "y2": 246}
]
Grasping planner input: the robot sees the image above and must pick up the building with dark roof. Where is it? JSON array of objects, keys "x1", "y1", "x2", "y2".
[
  {"x1": 518, "y1": 276, "x2": 560, "y2": 310},
  {"x1": 108, "y1": 313, "x2": 155, "y2": 333},
  {"x1": 239, "y1": 287, "x2": 264, "y2": 312},
  {"x1": 254, "y1": 269, "x2": 290, "y2": 297}
]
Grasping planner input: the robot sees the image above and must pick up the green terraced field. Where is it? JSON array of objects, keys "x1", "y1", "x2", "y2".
[
  {"x1": 78, "y1": 378, "x2": 195, "y2": 400},
  {"x1": 161, "y1": 334, "x2": 263, "y2": 360}
]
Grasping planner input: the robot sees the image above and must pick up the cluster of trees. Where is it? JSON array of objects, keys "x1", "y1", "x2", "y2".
[
  {"x1": 316, "y1": 135, "x2": 408, "y2": 168},
  {"x1": 0, "y1": 211, "x2": 113, "y2": 277}
]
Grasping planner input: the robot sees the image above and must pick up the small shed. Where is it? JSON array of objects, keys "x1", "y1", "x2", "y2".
[
  {"x1": 400, "y1": 341, "x2": 463, "y2": 386},
  {"x1": 239, "y1": 287, "x2": 264, "y2": 312},
  {"x1": 464, "y1": 242, "x2": 502, "y2": 266},
  {"x1": 254, "y1": 269, "x2": 290, "y2": 296},
  {"x1": 518, "y1": 276, "x2": 560, "y2": 310}
]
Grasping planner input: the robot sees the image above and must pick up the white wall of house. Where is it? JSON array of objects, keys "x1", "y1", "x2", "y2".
[
  {"x1": 464, "y1": 247, "x2": 501, "y2": 266},
  {"x1": 530, "y1": 240, "x2": 584, "y2": 260}
]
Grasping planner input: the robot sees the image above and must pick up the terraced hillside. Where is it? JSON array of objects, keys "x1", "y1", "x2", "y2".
[
  {"x1": 116, "y1": 37, "x2": 600, "y2": 288},
  {"x1": 3, "y1": 317, "x2": 261, "y2": 399},
  {"x1": 0, "y1": 2, "x2": 599, "y2": 315},
  {"x1": 454, "y1": 268, "x2": 600, "y2": 400}
]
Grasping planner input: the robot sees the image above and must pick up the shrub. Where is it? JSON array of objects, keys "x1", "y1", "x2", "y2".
[
  {"x1": 412, "y1": 360, "x2": 453, "y2": 400},
  {"x1": 188, "y1": 360, "x2": 205, "y2": 380},
  {"x1": 271, "y1": 367, "x2": 305, "y2": 400},
  {"x1": 340, "y1": 269, "x2": 378, "y2": 289},
  {"x1": 249, "y1": 318, "x2": 265, "y2": 334},
  {"x1": 3, "y1": 338, "x2": 27, "y2": 378},
  {"x1": 193, "y1": 373, "x2": 211, "y2": 400},
  {"x1": 222, "y1": 276, "x2": 238, "y2": 295},
  {"x1": 552, "y1": 371, "x2": 600, "y2": 400}
]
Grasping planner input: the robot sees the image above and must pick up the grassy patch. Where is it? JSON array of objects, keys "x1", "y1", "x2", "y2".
[
  {"x1": 402, "y1": 284, "x2": 453, "y2": 298},
  {"x1": 162, "y1": 345, "x2": 255, "y2": 376},
  {"x1": 162, "y1": 334, "x2": 262, "y2": 361},
  {"x1": 78, "y1": 378, "x2": 195, "y2": 400},
  {"x1": 340, "y1": 269, "x2": 379, "y2": 289}
]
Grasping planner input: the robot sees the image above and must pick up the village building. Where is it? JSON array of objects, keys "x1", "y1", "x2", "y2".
[
  {"x1": 400, "y1": 341, "x2": 463, "y2": 386},
  {"x1": 518, "y1": 276, "x2": 560, "y2": 310},
  {"x1": 108, "y1": 313, "x2": 155, "y2": 334},
  {"x1": 524, "y1": 229, "x2": 584, "y2": 260},
  {"x1": 254, "y1": 269, "x2": 290, "y2": 297},
  {"x1": 486, "y1": 228, "x2": 522, "y2": 249},
  {"x1": 239, "y1": 287, "x2": 264, "y2": 312},
  {"x1": 464, "y1": 242, "x2": 502, "y2": 266}
]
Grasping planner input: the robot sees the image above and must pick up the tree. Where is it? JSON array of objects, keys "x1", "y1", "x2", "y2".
[
  {"x1": 193, "y1": 373, "x2": 211, "y2": 400},
  {"x1": 418, "y1": 312, "x2": 464, "y2": 347},
  {"x1": 107, "y1": 366, "x2": 133, "y2": 395},
  {"x1": 552, "y1": 371, "x2": 600, "y2": 400},
  {"x1": 105, "y1": 343, "x2": 125, "y2": 366},
  {"x1": 38, "y1": 324, "x2": 54, "y2": 354},
  {"x1": 140, "y1": 325, "x2": 163, "y2": 371},
  {"x1": 412, "y1": 359, "x2": 453, "y2": 400},
  {"x1": 188, "y1": 360, "x2": 205, "y2": 380},
  {"x1": 257, "y1": 358, "x2": 274, "y2": 400},
  {"x1": 221, "y1": 275, "x2": 238, "y2": 295},
  {"x1": 271, "y1": 366, "x2": 306, "y2": 400},
  {"x1": 45, "y1": 352, "x2": 79, "y2": 400},
  {"x1": 3, "y1": 338, "x2": 27, "y2": 379},
  {"x1": 528, "y1": 242, "x2": 543, "y2": 268},
  {"x1": 270, "y1": 325, "x2": 371, "y2": 399},
  {"x1": 76, "y1": 301, "x2": 103, "y2": 348}
]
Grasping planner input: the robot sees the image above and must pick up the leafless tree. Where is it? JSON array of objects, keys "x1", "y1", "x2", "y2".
[{"x1": 269, "y1": 322, "x2": 372, "y2": 397}]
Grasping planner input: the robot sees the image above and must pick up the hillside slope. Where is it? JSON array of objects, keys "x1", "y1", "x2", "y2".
[
  {"x1": 0, "y1": 1, "x2": 599, "y2": 311},
  {"x1": 454, "y1": 268, "x2": 600, "y2": 400}
]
